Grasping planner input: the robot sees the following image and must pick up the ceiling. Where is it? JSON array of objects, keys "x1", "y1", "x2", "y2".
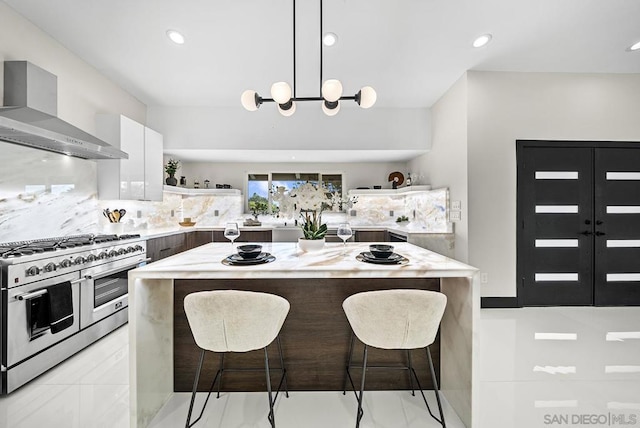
[{"x1": 3, "y1": 0, "x2": 640, "y2": 162}]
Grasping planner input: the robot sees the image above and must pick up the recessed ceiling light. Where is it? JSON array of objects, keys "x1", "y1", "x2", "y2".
[
  {"x1": 323, "y1": 32, "x2": 338, "y2": 47},
  {"x1": 166, "y1": 30, "x2": 185, "y2": 45},
  {"x1": 472, "y1": 34, "x2": 492, "y2": 48},
  {"x1": 629, "y1": 41, "x2": 640, "y2": 51}
]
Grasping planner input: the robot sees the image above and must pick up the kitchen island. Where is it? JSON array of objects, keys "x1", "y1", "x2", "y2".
[{"x1": 128, "y1": 242, "x2": 479, "y2": 427}]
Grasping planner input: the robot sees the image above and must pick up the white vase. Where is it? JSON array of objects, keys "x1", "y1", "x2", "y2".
[{"x1": 298, "y1": 237, "x2": 326, "y2": 252}]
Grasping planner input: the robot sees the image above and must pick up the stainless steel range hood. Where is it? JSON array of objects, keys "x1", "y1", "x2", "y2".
[{"x1": 0, "y1": 61, "x2": 128, "y2": 160}]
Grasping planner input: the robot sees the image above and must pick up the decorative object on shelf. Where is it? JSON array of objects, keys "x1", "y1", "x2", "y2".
[
  {"x1": 240, "y1": 0, "x2": 376, "y2": 117},
  {"x1": 406, "y1": 173, "x2": 412, "y2": 186},
  {"x1": 204, "y1": 180, "x2": 210, "y2": 189},
  {"x1": 396, "y1": 215, "x2": 410, "y2": 224},
  {"x1": 193, "y1": 180, "x2": 200, "y2": 189},
  {"x1": 179, "y1": 217, "x2": 196, "y2": 227},
  {"x1": 388, "y1": 171, "x2": 404, "y2": 189},
  {"x1": 180, "y1": 176, "x2": 187, "y2": 186},
  {"x1": 164, "y1": 159, "x2": 180, "y2": 186}
]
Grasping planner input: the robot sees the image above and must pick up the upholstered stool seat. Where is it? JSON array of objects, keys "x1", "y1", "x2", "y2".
[
  {"x1": 342, "y1": 289, "x2": 448, "y2": 428},
  {"x1": 183, "y1": 290, "x2": 290, "y2": 427}
]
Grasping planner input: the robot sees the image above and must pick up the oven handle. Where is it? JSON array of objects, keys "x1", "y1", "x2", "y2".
[
  {"x1": 84, "y1": 257, "x2": 152, "y2": 280},
  {"x1": 14, "y1": 277, "x2": 86, "y2": 300}
]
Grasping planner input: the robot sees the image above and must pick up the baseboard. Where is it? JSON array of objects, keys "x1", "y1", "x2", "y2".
[{"x1": 481, "y1": 297, "x2": 519, "y2": 308}]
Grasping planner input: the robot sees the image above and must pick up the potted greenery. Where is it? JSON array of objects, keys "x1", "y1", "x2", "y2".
[
  {"x1": 164, "y1": 159, "x2": 180, "y2": 186},
  {"x1": 290, "y1": 183, "x2": 329, "y2": 251}
]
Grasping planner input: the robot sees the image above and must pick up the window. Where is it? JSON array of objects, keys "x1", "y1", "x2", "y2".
[
  {"x1": 246, "y1": 172, "x2": 343, "y2": 214},
  {"x1": 247, "y1": 174, "x2": 269, "y2": 215}
]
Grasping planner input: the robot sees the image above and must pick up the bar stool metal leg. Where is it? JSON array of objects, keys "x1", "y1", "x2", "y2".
[
  {"x1": 343, "y1": 333, "x2": 356, "y2": 395},
  {"x1": 407, "y1": 350, "x2": 416, "y2": 396},
  {"x1": 216, "y1": 353, "x2": 225, "y2": 399},
  {"x1": 264, "y1": 347, "x2": 276, "y2": 428},
  {"x1": 427, "y1": 346, "x2": 446, "y2": 427},
  {"x1": 276, "y1": 336, "x2": 289, "y2": 398},
  {"x1": 185, "y1": 349, "x2": 223, "y2": 428},
  {"x1": 355, "y1": 345, "x2": 368, "y2": 428}
]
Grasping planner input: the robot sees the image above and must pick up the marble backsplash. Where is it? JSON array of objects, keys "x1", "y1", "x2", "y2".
[
  {"x1": 346, "y1": 188, "x2": 450, "y2": 232},
  {"x1": 0, "y1": 142, "x2": 243, "y2": 243},
  {"x1": 0, "y1": 142, "x2": 449, "y2": 243}
]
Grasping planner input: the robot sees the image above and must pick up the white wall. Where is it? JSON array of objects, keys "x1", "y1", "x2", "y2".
[
  {"x1": 0, "y1": 2, "x2": 146, "y2": 132},
  {"x1": 409, "y1": 74, "x2": 468, "y2": 262},
  {"x1": 466, "y1": 71, "x2": 640, "y2": 297},
  {"x1": 148, "y1": 105, "x2": 430, "y2": 152}
]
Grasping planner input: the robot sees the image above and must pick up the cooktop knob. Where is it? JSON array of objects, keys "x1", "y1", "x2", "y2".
[
  {"x1": 86, "y1": 254, "x2": 97, "y2": 262},
  {"x1": 117, "y1": 248, "x2": 126, "y2": 255},
  {"x1": 134, "y1": 245, "x2": 143, "y2": 252},
  {"x1": 59, "y1": 259, "x2": 72, "y2": 268},
  {"x1": 97, "y1": 252, "x2": 107, "y2": 260},
  {"x1": 44, "y1": 262, "x2": 57, "y2": 273},
  {"x1": 26, "y1": 266, "x2": 40, "y2": 276},
  {"x1": 74, "y1": 256, "x2": 86, "y2": 265},
  {"x1": 108, "y1": 250, "x2": 118, "y2": 258},
  {"x1": 125, "y1": 247, "x2": 135, "y2": 254}
]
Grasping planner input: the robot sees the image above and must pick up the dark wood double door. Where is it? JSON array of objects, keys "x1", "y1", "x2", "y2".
[{"x1": 518, "y1": 141, "x2": 640, "y2": 306}]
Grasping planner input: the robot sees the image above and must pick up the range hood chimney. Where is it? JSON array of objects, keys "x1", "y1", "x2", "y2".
[{"x1": 0, "y1": 61, "x2": 128, "y2": 159}]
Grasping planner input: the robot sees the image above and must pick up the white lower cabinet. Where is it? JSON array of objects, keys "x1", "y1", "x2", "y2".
[{"x1": 96, "y1": 114, "x2": 163, "y2": 201}]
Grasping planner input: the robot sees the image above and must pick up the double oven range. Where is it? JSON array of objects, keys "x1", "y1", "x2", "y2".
[{"x1": 0, "y1": 234, "x2": 148, "y2": 394}]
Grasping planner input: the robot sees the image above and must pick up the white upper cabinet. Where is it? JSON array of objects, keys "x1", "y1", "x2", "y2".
[{"x1": 96, "y1": 114, "x2": 164, "y2": 201}]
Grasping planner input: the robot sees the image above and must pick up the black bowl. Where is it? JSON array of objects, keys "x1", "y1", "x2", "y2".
[
  {"x1": 369, "y1": 244, "x2": 394, "y2": 259},
  {"x1": 237, "y1": 244, "x2": 262, "y2": 259}
]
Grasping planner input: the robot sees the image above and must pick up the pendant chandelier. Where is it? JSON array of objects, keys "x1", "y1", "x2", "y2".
[{"x1": 240, "y1": 0, "x2": 377, "y2": 117}]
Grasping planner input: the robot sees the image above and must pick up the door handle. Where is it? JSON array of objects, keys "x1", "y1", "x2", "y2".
[
  {"x1": 596, "y1": 220, "x2": 603, "y2": 225},
  {"x1": 595, "y1": 231, "x2": 606, "y2": 236},
  {"x1": 579, "y1": 231, "x2": 593, "y2": 236}
]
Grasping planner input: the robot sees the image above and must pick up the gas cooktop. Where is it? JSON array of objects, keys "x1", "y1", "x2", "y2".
[{"x1": 0, "y1": 234, "x2": 142, "y2": 259}]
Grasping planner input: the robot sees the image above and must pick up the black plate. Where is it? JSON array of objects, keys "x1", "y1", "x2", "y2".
[
  {"x1": 222, "y1": 252, "x2": 276, "y2": 266},
  {"x1": 357, "y1": 252, "x2": 408, "y2": 265}
]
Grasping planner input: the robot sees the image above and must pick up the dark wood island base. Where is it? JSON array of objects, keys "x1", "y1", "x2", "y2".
[{"x1": 174, "y1": 278, "x2": 441, "y2": 392}]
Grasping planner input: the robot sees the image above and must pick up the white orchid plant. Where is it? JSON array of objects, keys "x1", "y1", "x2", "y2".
[{"x1": 290, "y1": 182, "x2": 330, "y2": 240}]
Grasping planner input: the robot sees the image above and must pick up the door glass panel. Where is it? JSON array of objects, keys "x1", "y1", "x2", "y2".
[
  {"x1": 534, "y1": 333, "x2": 577, "y2": 340},
  {"x1": 606, "y1": 274, "x2": 640, "y2": 282},
  {"x1": 535, "y1": 171, "x2": 579, "y2": 180},
  {"x1": 606, "y1": 332, "x2": 640, "y2": 341},
  {"x1": 606, "y1": 206, "x2": 640, "y2": 214},
  {"x1": 606, "y1": 172, "x2": 640, "y2": 180},
  {"x1": 535, "y1": 273, "x2": 579, "y2": 281},
  {"x1": 535, "y1": 239, "x2": 579, "y2": 247},
  {"x1": 606, "y1": 240, "x2": 640, "y2": 248},
  {"x1": 535, "y1": 205, "x2": 579, "y2": 214},
  {"x1": 604, "y1": 366, "x2": 640, "y2": 374}
]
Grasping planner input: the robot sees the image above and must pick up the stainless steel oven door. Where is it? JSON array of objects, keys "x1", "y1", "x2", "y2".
[
  {"x1": 79, "y1": 256, "x2": 147, "y2": 330},
  {"x1": 6, "y1": 272, "x2": 81, "y2": 368}
]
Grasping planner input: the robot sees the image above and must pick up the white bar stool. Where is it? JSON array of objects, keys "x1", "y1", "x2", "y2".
[
  {"x1": 342, "y1": 289, "x2": 447, "y2": 428},
  {"x1": 183, "y1": 290, "x2": 290, "y2": 427}
]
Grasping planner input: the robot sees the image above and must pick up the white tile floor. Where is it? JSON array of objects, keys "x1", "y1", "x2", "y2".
[{"x1": 1, "y1": 306, "x2": 639, "y2": 428}]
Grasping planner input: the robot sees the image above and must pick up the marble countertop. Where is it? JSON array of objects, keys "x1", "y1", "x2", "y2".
[{"x1": 130, "y1": 242, "x2": 477, "y2": 280}]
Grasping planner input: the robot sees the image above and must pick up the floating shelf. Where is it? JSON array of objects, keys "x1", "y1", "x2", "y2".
[
  {"x1": 348, "y1": 185, "x2": 432, "y2": 196},
  {"x1": 163, "y1": 186, "x2": 241, "y2": 196}
]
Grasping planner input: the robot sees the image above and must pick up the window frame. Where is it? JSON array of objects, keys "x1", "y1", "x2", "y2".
[{"x1": 245, "y1": 171, "x2": 346, "y2": 214}]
